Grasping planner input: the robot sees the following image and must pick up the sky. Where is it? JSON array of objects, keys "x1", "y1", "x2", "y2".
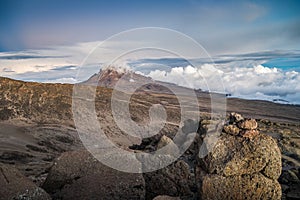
[
  {"x1": 0, "y1": 0, "x2": 300, "y2": 104},
  {"x1": 1, "y1": 0, "x2": 300, "y2": 53}
]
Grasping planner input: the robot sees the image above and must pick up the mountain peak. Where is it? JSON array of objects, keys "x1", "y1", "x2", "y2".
[
  {"x1": 83, "y1": 65, "x2": 186, "y2": 94},
  {"x1": 84, "y1": 65, "x2": 152, "y2": 88},
  {"x1": 101, "y1": 64, "x2": 132, "y2": 74}
]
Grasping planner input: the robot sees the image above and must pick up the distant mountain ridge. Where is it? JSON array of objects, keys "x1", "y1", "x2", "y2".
[
  {"x1": 0, "y1": 71, "x2": 300, "y2": 124},
  {"x1": 83, "y1": 65, "x2": 183, "y2": 94}
]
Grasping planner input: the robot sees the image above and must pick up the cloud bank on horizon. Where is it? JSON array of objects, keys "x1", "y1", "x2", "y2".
[{"x1": 0, "y1": 0, "x2": 300, "y2": 104}]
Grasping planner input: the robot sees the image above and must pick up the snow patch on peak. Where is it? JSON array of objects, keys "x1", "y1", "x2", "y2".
[{"x1": 101, "y1": 63, "x2": 132, "y2": 74}]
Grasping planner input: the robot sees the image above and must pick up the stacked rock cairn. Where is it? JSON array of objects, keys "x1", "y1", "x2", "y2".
[{"x1": 200, "y1": 112, "x2": 282, "y2": 200}]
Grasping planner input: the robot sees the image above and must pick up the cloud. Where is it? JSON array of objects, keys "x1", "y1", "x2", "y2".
[
  {"x1": 10, "y1": 65, "x2": 78, "y2": 83},
  {"x1": 129, "y1": 50, "x2": 300, "y2": 70},
  {"x1": 137, "y1": 64, "x2": 300, "y2": 104},
  {"x1": 243, "y1": 2, "x2": 267, "y2": 22},
  {"x1": 46, "y1": 77, "x2": 78, "y2": 83},
  {"x1": 51, "y1": 65, "x2": 77, "y2": 71},
  {"x1": 0, "y1": 41, "x2": 99, "y2": 76},
  {"x1": 219, "y1": 50, "x2": 300, "y2": 60},
  {"x1": 213, "y1": 50, "x2": 300, "y2": 68},
  {"x1": 0, "y1": 54, "x2": 67, "y2": 60},
  {"x1": 2, "y1": 67, "x2": 15, "y2": 72}
]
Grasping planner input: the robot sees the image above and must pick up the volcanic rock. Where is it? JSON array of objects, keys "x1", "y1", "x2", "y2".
[
  {"x1": 202, "y1": 173, "x2": 281, "y2": 200},
  {"x1": 205, "y1": 133, "x2": 281, "y2": 179},
  {"x1": 143, "y1": 159, "x2": 194, "y2": 200},
  {"x1": 0, "y1": 163, "x2": 51, "y2": 200},
  {"x1": 237, "y1": 118, "x2": 258, "y2": 130},
  {"x1": 43, "y1": 150, "x2": 145, "y2": 200},
  {"x1": 223, "y1": 124, "x2": 240, "y2": 135},
  {"x1": 157, "y1": 135, "x2": 179, "y2": 155},
  {"x1": 229, "y1": 112, "x2": 244, "y2": 123},
  {"x1": 240, "y1": 129, "x2": 260, "y2": 140},
  {"x1": 200, "y1": 113, "x2": 282, "y2": 199},
  {"x1": 153, "y1": 195, "x2": 181, "y2": 200}
]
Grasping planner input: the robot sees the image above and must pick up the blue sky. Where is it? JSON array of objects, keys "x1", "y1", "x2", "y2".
[
  {"x1": 0, "y1": 0, "x2": 300, "y2": 104},
  {"x1": 0, "y1": 0, "x2": 300, "y2": 54}
]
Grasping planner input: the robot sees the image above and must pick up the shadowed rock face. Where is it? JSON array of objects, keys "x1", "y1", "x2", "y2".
[
  {"x1": 143, "y1": 159, "x2": 195, "y2": 200},
  {"x1": 0, "y1": 164, "x2": 51, "y2": 200},
  {"x1": 42, "y1": 150, "x2": 145, "y2": 200},
  {"x1": 0, "y1": 123, "x2": 83, "y2": 186}
]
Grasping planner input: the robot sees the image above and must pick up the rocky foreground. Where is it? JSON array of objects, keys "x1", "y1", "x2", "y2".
[
  {"x1": 1, "y1": 113, "x2": 299, "y2": 199},
  {"x1": 0, "y1": 76, "x2": 300, "y2": 199}
]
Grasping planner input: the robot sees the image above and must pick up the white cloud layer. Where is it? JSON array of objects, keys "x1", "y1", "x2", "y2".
[{"x1": 138, "y1": 64, "x2": 300, "y2": 105}]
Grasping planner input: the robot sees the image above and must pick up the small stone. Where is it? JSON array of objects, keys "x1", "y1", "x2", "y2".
[
  {"x1": 237, "y1": 119, "x2": 258, "y2": 130},
  {"x1": 157, "y1": 135, "x2": 173, "y2": 149},
  {"x1": 223, "y1": 124, "x2": 240, "y2": 135},
  {"x1": 229, "y1": 112, "x2": 244, "y2": 123},
  {"x1": 153, "y1": 195, "x2": 181, "y2": 200},
  {"x1": 157, "y1": 135, "x2": 179, "y2": 155},
  {"x1": 241, "y1": 129, "x2": 259, "y2": 140}
]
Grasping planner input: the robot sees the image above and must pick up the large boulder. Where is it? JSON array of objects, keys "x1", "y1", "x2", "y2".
[
  {"x1": 207, "y1": 133, "x2": 281, "y2": 179},
  {"x1": 42, "y1": 150, "x2": 145, "y2": 200},
  {"x1": 0, "y1": 163, "x2": 51, "y2": 200},
  {"x1": 156, "y1": 135, "x2": 180, "y2": 156},
  {"x1": 59, "y1": 172, "x2": 144, "y2": 200},
  {"x1": 200, "y1": 113, "x2": 282, "y2": 199},
  {"x1": 143, "y1": 159, "x2": 195, "y2": 200}
]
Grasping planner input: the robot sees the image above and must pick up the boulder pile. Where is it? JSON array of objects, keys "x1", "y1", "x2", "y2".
[
  {"x1": 200, "y1": 113, "x2": 282, "y2": 199},
  {"x1": 128, "y1": 112, "x2": 282, "y2": 199},
  {"x1": 1, "y1": 113, "x2": 283, "y2": 200},
  {"x1": 0, "y1": 163, "x2": 51, "y2": 200}
]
